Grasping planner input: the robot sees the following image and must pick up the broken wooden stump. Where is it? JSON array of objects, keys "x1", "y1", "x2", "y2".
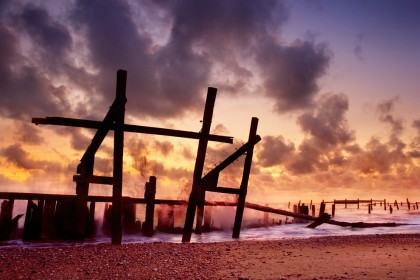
[
  {"x1": 22, "y1": 200, "x2": 44, "y2": 241},
  {"x1": 143, "y1": 176, "x2": 156, "y2": 237},
  {"x1": 0, "y1": 199, "x2": 22, "y2": 241},
  {"x1": 319, "y1": 202, "x2": 326, "y2": 216}
]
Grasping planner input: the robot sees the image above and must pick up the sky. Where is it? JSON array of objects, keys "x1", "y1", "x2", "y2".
[{"x1": 0, "y1": 0, "x2": 419, "y2": 204}]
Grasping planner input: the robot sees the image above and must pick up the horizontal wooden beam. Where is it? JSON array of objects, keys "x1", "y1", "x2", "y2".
[
  {"x1": 206, "y1": 186, "x2": 242, "y2": 195},
  {"x1": 201, "y1": 135, "x2": 261, "y2": 182},
  {"x1": 0, "y1": 192, "x2": 237, "y2": 206},
  {"x1": 32, "y1": 117, "x2": 233, "y2": 144}
]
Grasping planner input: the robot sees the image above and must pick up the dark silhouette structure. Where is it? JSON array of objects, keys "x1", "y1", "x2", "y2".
[{"x1": 30, "y1": 70, "x2": 260, "y2": 244}]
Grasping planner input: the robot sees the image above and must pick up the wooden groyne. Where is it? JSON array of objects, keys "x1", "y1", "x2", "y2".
[{"x1": 1, "y1": 192, "x2": 416, "y2": 243}]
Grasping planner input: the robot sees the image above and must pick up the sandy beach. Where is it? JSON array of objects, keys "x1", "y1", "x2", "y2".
[{"x1": 0, "y1": 234, "x2": 419, "y2": 279}]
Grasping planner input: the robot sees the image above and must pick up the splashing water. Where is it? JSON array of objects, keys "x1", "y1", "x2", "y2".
[{"x1": 1, "y1": 202, "x2": 419, "y2": 248}]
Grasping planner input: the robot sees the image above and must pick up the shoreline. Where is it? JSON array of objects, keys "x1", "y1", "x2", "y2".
[{"x1": 1, "y1": 233, "x2": 419, "y2": 279}]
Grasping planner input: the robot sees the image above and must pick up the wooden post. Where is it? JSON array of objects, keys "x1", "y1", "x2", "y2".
[
  {"x1": 232, "y1": 117, "x2": 258, "y2": 238},
  {"x1": 345, "y1": 199, "x2": 347, "y2": 208},
  {"x1": 22, "y1": 200, "x2": 43, "y2": 241},
  {"x1": 389, "y1": 205, "x2": 393, "y2": 214},
  {"x1": 195, "y1": 191, "x2": 206, "y2": 235},
  {"x1": 143, "y1": 176, "x2": 156, "y2": 237},
  {"x1": 319, "y1": 202, "x2": 326, "y2": 216},
  {"x1": 75, "y1": 156, "x2": 93, "y2": 240},
  {"x1": 311, "y1": 205, "x2": 316, "y2": 216},
  {"x1": 182, "y1": 88, "x2": 217, "y2": 243},
  {"x1": 288, "y1": 202, "x2": 290, "y2": 209},
  {"x1": 33, "y1": 199, "x2": 44, "y2": 240},
  {"x1": 395, "y1": 200, "x2": 399, "y2": 210},
  {"x1": 384, "y1": 199, "x2": 386, "y2": 210},
  {"x1": 332, "y1": 204, "x2": 336, "y2": 216},
  {"x1": 406, "y1": 198, "x2": 411, "y2": 210},
  {"x1": 368, "y1": 204, "x2": 371, "y2": 214},
  {"x1": 42, "y1": 199, "x2": 56, "y2": 239},
  {"x1": 0, "y1": 199, "x2": 14, "y2": 241},
  {"x1": 112, "y1": 70, "x2": 127, "y2": 245},
  {"x1": 357, "y1": 199, "x2": 359, "y2": 209},
  {"x1": 22, "y1": 200, "x2": 34, "y2": 241}
]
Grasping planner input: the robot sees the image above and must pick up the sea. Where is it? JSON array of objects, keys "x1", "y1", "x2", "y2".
[{"x1": 1, "y1": 201, "x2": 420, "y2": 248}]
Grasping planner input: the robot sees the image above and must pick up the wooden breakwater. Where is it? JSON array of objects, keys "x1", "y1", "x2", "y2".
[{"x1": 1, "y1": 191, "x2": 415, "y2": 243}]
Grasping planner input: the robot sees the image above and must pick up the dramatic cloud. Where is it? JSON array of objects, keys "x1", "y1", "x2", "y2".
[
  {"x1": 377, "y1": 96, "x2": 404, "y2": 136},
  {"x1": 286, "y1": 93, "x2": 354, "y2": 174},
  {"x1": 258, "y1": 136, "x2": 295, "y2": 167},
  {"x1": 297, "y1": 93, "x2": 353, "y2": 147},
  {"x1": 409, "y1": 119, "x2": 420, "y2": 158},
  {"x1": 1, "y1": 143, "x2": 63, "y2": 173},
  {"x1": 258, "y1": 94, "x2": 357, "y2": 174},
  {"x1": 257, "y1": 40, "x2": 331, "y2": 112},
  {"x1": 0, "y1": 0, "x2": 331, "y2": 123},
  {"x1": 14, "y1": 122, "x2": 45, "y2": 145}
]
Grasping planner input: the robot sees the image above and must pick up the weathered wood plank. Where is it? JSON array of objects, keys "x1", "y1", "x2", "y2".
[{"x1": 32, "y1": 117, "x2": 233, "y2": 143}]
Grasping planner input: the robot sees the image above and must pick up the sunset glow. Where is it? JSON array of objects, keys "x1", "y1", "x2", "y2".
[{"x1": 0, "y1": 0, "x2": 419, "y2": 204}]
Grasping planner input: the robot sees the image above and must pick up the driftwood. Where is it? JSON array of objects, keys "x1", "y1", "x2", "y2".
[{"x1": 245, "y1": 202, "x2": 410, "y2": 229}]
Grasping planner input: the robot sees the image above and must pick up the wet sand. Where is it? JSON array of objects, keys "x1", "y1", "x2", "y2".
[{"x1": 0, "y1": 234, "x2": 419, "y2": 279}]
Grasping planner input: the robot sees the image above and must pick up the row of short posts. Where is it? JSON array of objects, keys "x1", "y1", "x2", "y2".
[
  {"x1": 0, "y1": 198, "x2": 97, "y2": 241},
  {"x1": 1, "y1": 176, "x2": 175, "y2": 242},
  {"x1": 324, "y1": 199, "x2": 419, "y2": 217}
]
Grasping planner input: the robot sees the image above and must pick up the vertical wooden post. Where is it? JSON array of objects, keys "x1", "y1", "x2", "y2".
[
  {"x1": 311, "y1": 205, "x2": 316, "y2": 216},
  {"x1": 33, "y1": 199, "x2": 44, "y2": 240},
  {"x1": 357, "y1": 199, "x2": 360, "y2": 209},
  {"x1": 75, "y1": 155, "x2": 93, "y2": 240},
  {"x1": 332, "y1": 204, "x2": 336, "y2": 216},
  {"x1": 232, "y1": 117, "x2": 258, "y2": 238},
  {"x1": 23, "y1": 200, "x2": 43, "y2": 241},
  {"x1": 182, "y1": 88, "x2": 217, "y2": 243},
  {"x1": 0, "y1": 199, "x2": 14, "y2": 240},
  {"x1": 195, "y1": 191, "x2": 206, "y2": 235},
  {"x1": 395, "y1": 200, "x2": 399, "y2": 210},
  {"x1": 384, "y1": 199, "x2": 386, "y2": 210},
  {"x1": 112, "y1": 70, "x2": 127, "y2": 245},
  {"x1": 319, "y1": 202, "x2": 326, "y2": 216},
  {"x1": 42, "y1": 199, "x2": 56, "y2": 239},
  {"x1": 406, "y1": 198, "x2": 411, "y2": 210},
  {"x1": 368, "y1": 204, "x2": 371, "y2": 214},
  {"x1": 143, "y1": 176, "x2": 156, "y2": 237},
  {"x1": 345, "y1": 199, "x2": 347, "y2": 208},
  {"x1": 22, "y1": 200, "x2": 34, "y2": 241}
]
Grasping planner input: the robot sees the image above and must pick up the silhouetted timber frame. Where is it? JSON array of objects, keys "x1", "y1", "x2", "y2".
[{"x1": 30, "y1": 69, "x2": 260, "y2": 244}]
